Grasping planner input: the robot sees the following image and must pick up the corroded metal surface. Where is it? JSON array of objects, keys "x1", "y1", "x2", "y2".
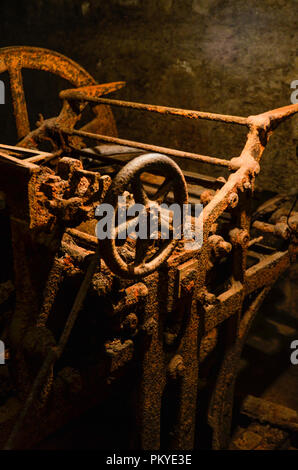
[
  {"x1": 100, "y1": 153, "x2": 188, "y2": 278},
  {"x1": 0, "y1": 47, "x2": 297, "y2": 450}
]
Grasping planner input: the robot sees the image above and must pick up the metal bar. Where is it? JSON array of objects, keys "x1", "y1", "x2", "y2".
[
  {"x1": 254, "y1": 102, "x2": 298, "y2": 125},
  {"x1": 26, "y1": 150, "x2": 63, "y2": 164},
  {"x1": 61, "y1": 94, "x2": 249, "y2": 126},
  {"x1": 248, "y1": 236, "x2": 263, "y2": 247},
  {"x1": 62, "y1": 128, "x2": 235, "y2": 168},
  {"x1": 75, "y1": 147, "x2": 225, "y2": 189},
  {"x1": 0, "y1": 144, "x2": 50, "y2": 160},
  {"x1": 59, "y1": 82, "x2": 126, "y2": 100},
  {"x1": 241, "y1": 395, "x2": 298, "y2": 432}
]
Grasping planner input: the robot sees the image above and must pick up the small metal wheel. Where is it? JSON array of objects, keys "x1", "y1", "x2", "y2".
[
  {"x1": 0, "y1": 46, "x2": 117, "y2": 144},
  {"x1": 99, "y1": 153, "x2": 188, "y2": 279}
]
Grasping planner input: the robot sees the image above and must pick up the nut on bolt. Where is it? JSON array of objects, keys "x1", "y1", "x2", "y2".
[
  {"x1": 288, "y1": 214, "x2": 298, "y2": 234},
  {"x1": 121, "y1": 313, "x2": 138, "y2": 334},
  {"x1": 200, "y1": 190, "x2": 214, "y2": 206},
  {"x1": 168, "y1": 355, "x2": 185, "y2": 380},
  {"x1": 243, "y1": 180, "x2": 252, "y2": 190},
  {"x1": 208, "y1": 234, "x2": 232, "y2": 257},
  {"x1": 228, "y1": 192, "x2": 239, "y2": 208},
  {"x1": 274, "y1": 222, "x2": 290, "y2": 240},
  {"x1": 141, "y1": 317, "x2": 157, "y2": 336},
  {"x1": 229, "y1": 228, "x2": 250, "y2": 246}
]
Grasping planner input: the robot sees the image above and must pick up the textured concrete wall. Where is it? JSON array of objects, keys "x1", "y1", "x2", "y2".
[{"x1": 1, "y1": 0, "x2": 297, "y2": 192}]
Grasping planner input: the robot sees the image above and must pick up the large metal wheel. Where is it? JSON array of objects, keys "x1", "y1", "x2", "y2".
[{"x1": 0, "y1": 46, "x2": 117, "y2": 142}]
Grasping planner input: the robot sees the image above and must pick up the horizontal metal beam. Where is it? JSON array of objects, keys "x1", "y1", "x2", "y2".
[
  {"x1": 60, "y1": 93, "x2": 249, "y2": 126},
  {"x1": 62, "y1": 128, "x2": 235, "y2": 168}
]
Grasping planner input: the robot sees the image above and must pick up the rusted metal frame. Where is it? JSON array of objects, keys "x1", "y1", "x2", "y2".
[
  {"x1": 205, "y1": 248, "x2": 290, "y2": 449},
  {"x1": 59, "y1": 83, "x2": 126, "y2": 101},
  {"x1": 248, "y1": 236, "x2": 263, "y2": 247},
  {"x1": 4, "y1": 246, "x2": 100, "y2": 450},
  {"x1": 0, "y1": 153, "x2": 41, "y2": 224},
  {"x1": 171, "y1": 297, "x2": 200, "y2": 449},
  {"x1": 230, "y1": 197, "x2": 251, "y2": 284},
  {"x1": 202, "y1": 283, "x2": 243, "y2": 333},
  {"x1": 16, "y1": 86, "x2": 123, "y2": 152},
  {"x1": 0, "y1": 47, "x2": 96, "y2": 83},
  {"x1": 201, "y1": 165, "x2": 256, "y2": 237},
  {"x1": 36, "y1": 257, "x2": 71, "y2": 328},
  {"x1": 0, "y1": 152, "x2": 40, "y2": 171},
  {"x1": 59, "y1": 92, "x2": 249, "y2": 126},
  {"x1": 199, "y1": 110, "x2": 291, "y2": 449},
  {"x1": 0, "y1": 144, "x2": 52, "y2": 161},
  {"x1": 134, "y1": 266, "x2": 200, "y2": 450},
  {"x1": 26, "y1": 150, "x2": 63, "y2": 164},
  {"x1": 75, "y1": 146, "x2": 226, "y2": 191},
  {"x1": 200, "y1": 118, "x2": 275, "y2": 242},
  {"x1": 244, "y1": 250, "x2": 290, "y2": 296},
  {"x1": 60, "y1": 127, "x2": 234, "y2": 168},
  {"x1": 7, "y1": 65, "x2": 30, "y2": 140},
  {"x1": 65, "y1": 227, "x2": 98, "y2": 250},
  {"x1": 57, "y1": 99, "x2": 298, "y2": 175},
  {"x1": 208, "y1": 285, "x2": 271, "y2": 450},
  {"x1": 198, "y1": 248, "x2": 290, "y2": 448},
  {"x1": 17, "y1": 105, "x2": 81, "y2": 150},
  {"x1": 248, "y1": 102, "x2": 298, "y2": 131},
  {"x1": 1, "y1": 46, "x2": 296, "y2": 448},
  {"x1": 202, "y1": 250, "x2": 290, "y2": 333},
  {"x1": 0, "y1": 46, "x2": 96, "y2": 142},
  {"x1": 253, "y1": 220, "x2": 277, "y2": 233}
]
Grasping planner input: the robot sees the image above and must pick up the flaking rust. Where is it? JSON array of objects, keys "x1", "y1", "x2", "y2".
[{"x1": 0, "y1": 46, "x2": 297, "y2": 450}]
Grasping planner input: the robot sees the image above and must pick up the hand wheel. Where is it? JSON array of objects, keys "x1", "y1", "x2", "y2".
[{"x1": 99, "y1": 153, "x2": 188, "y2": 278}]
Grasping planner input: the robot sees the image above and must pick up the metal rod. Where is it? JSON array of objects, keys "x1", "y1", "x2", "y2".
[
  {"x1": 62, "y1": 128, "x2": 235, "y2": 168},
  {"x1": 73, "y1": 147, "x2": 225, "y2": 188},
  {"x1": 4, "y1": 247, "x2": 100, "y2": 450},
  {"x1": 26, "y1": 149, "x2": 63, "y2": 164},
  {"x1": 61, "y1": 94, "x2": 248, "y2": 126}
]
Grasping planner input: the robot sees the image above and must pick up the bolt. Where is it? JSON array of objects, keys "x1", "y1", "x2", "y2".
[
  {"x1": 141, "y1": 317, "x2": 157, "y2": 336},
  {"x1": 121, "y1": 313, "x2": 138, "y2": 334},
  {"x1": 229, "y1": 228, "x2": 250, "y2": 246},
  {"x1": 208, "y1": 234, "x2": 232, "y2": 257},
  {"x1": 164, "y1": 331, "x2": 178, "y2": 346},
  {"x1": 197, "y1": 288, "x2": 217, "y2": 306},
  {"x1": 168, "y1": 355, "x2": 185, "y2": 380},
  {"x1": 228, "y1": 192, "x2": 239, "y2": 208},
  {"x1": 200, "y1": 190, "x2": 214, "y2": 206},
  {"x1": 274, "y1": 222, "x2": 290, "y2": 240},
  {"x1": 243, "y1": 181, "x2": 252, "y2": 190}
]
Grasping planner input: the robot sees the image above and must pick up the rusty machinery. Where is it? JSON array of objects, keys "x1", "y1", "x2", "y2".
[{"x1": 0, "y1": 46, "x2": 297, "y2": 450}]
